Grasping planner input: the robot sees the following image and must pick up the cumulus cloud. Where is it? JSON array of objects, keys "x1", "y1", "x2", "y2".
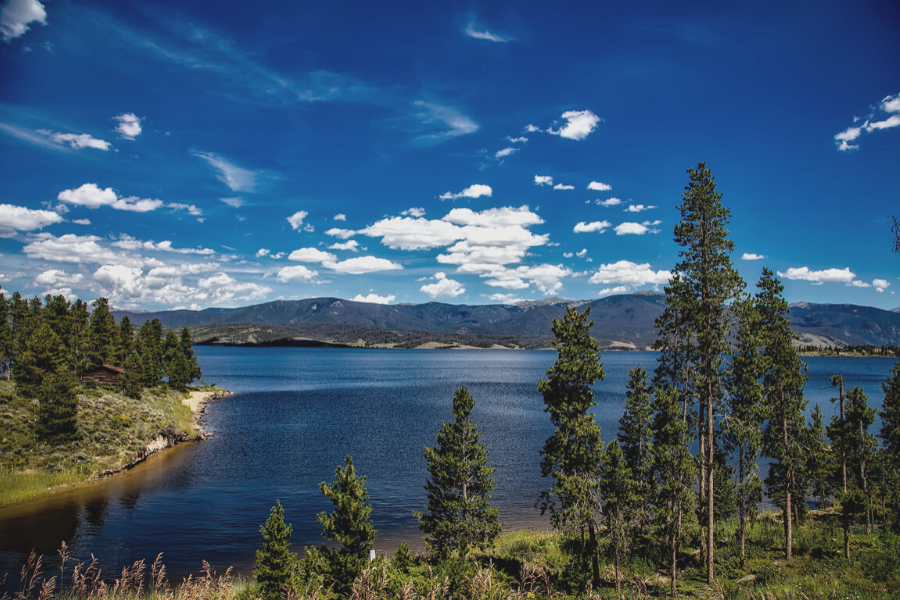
[
  {"x1": 506, "y1": 136, "x2": 528, "y2": 143},
  {"x1": 193, "y1": 151, "x2": 257, "y2": 191},
  {"x1": 256, "y1": 248, "x2": 270, "y2": 258},
  {"x1": 553, "y1": 183, "x2": 575, "y2": 190},
  {"x1": 597, "y1": 286, "x2": 630, "y2": 297},
  {"x1": 287, "y1": 211, "x2": 309, "y2": 231},
  {"x1": 413, "y1": 101, "x2": 478, "y2": 141},
  {"x1": 57, "y1": 183, "x2": 172, "y2": 213},
  {"x1": 777, "y1": 266, "x2": 856, "y2": 284},
  {"x1": 34, "y1": 269, "x2": 83, "y2": 297},
  {"x1": 547, "y1": 109, "x2": 601, "y2": 141},
  {"x1": 534, "y1": 175, "x2": 553, "y2": 186},
  {"x1": 874, "y1": 279, "x2": 890, "y2": 293},
  {"x1": 114, "y1": 113, "x2": 142, "y2": 139},
  {"x1": 487, "y1": 293, "x2": 524, "y2": 304},
  {"x1": 0, "y1": 203, "x2": 64, "y2": 236},
  {"x1": 573, "y1": 220, "x2": 611, "y2": 233},
  {"x1": 834, "y1": 92, "x2": 900, "y2": 151},
  {"x1": 850, "y1": 280, "x2": 871, "y2": 288},
  {"x1": 615, "y1": 220, "x2": 662, "y2": 235},
  {"x1": 420, "y1": 272, "x2": 465, "y2": 298},
  {"x1": 24, "y1": 233, "x2": 163, "y2": 268},
  {"x1": 464, "y1": 23, "x2": 510, "y2": 42},
  {"x1": 328, "y1": 240, "x2": 360, "y2": 252},
  {"x1": 324, "y1": 256, "x2": 403, "y2": 274},
  {"x1": 36, "y1": 130, "x2": 111, "y2": 151},
  {"x1": 359, "y1": 216, "x2": 462, "y2": 250},
  {"x1": 276, "y1": 265, "x2": 320, "y2": 283},
  {"x1": 333, "y1": 213, "x2": 347, "y2": 221},
  {"x1": 325, "y1": 227, "x2": 356, "y2": 239},
  {"x1": 220, "y1": 197, "x2": 245, "y2": 208},
  {"x1": 443, "y1": 205, "x2": 543, "y2": 228},
  {"x1": 111, "y1": 234, "x2": 215, "y2": 255},
  {"x1": 588, "y1": 260, "x2": 671, "y2": 289},
  {"x1": 401, "y1": 207, "x2": 425, "y2": 217},
  {"x1": 73, "y1": 218, "x2": 90, "y2": 225},
  {"x1": 166, "y1": 203, "x2": 203, "y2": 217},
  {"x1": 495, "y1": 147, "x2": 518, "y2": 158},
  {"x1": 625, "y1": 204, "x2": 655, "y2": 213},
  {"x1": 439, "y1": 183, "x2": 492, "y2": 200},
  {"x1": 596, "y1": 198, "x2": 622, "y2": 207},
  {"x1": 287, "y1": 247, "x2": 336, "y2": 263},
  {"x1": 0, "y1": 0, "x2": 46, "y2": 42},
  {"x1": 576, "y1": 249, "x2": 587, "y2": 257},
  {"x1": 742, "y1": 253, "x2": 766, "y2": 261},
  {"x1": 351, "y1": 293, "x2": 395, "y2": 304},
  {"x1": 587, "y1": 181, "x2": 612, "y2": 191}
]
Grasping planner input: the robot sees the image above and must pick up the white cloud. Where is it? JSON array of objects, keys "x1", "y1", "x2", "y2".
[
  {"x1": 324, "y1": 256, "x2": 402, "y2": 274},
  {"x1": 401, "y1": 207, "x2": 425, "y2": 217},
  {"x1": 576, "y1": 248, "x2": 587, "y2": 257},
  {"x1": 220, "y1": 197, "x2": 245, "y2": 208},
  {"x1": 741, "y1": 253, "x2": 766, "y2": 261},
  {"x1": 625, "y1": 204, "x2": 655, "y2": 212},
  {"x1": 288, "y1": 247, "x2": 336, "y2": 263},
  {"x1": 495, "y1": 147, "x2": 518, "y2": 158},
  {"x1": 72, "y1": 218, "x2": 91, "y2": 225},
  {"x1": 439, "y1": 183, "x2": 492, "y2": 200},
  {"x1": 276, "y1": 265, "x2": 320, "y2": 283},
  {"x1": 325, "y1": 227, "x2": 356, "y2": 239},
  {"x1": 615, "y1": 220, "x2": 661, "y2": 235},
  {"x1": 34, "y1": 269, "x2": 83, "y2": 298},
  {"x1": 534, "y1": 175, "x2": 553, "y2": 186},
  {"x1": 874, "y1": 279, "x2": 890, "y2": 293},
  {"x1": 333, "y1": 213, "x2": 347, "y2": 221},
  {"x1": 850, "y1": 280, "x2": 871, "y2": 288},
  {"x1": 57, "y1": 183, "x2": 165, "y2": 212},
  {"x1": 24, "y1": 233, "x2": 163, "y2": 268},
  {"x1": 777, "y1": 266, "x2": 856, "y2": 284},
  {"x1": 0, "y1": 203, "x2": 64, "y2": 236},
  {"x1": 328, "y1": 240, "x2": 359, "y2": 252},
  {"x1": 587, "y1": 181, "x2": 612, "y2": 191},
  {"x1": 111, "y1": 235, "x2": 216, "y2": 256},
  {"x1": 882, "y1": 93, "x2": 900, "y2": 114},
  {"x1": 524, "y1": 124, "x2": 541, "y2": 133},
  {"x1": 553, "y1": 183, "x2": 575, "y2": 190},
  {"x1": 35, "y1": 130, "x2": 110, "y2": 151},
  {"x1": 272, "y1": 252, "x2": 285, "y2": 259},
  {"x1": 359, "y1": 216, "x2": 462, "y2": 250},
  {"x1": 0, "y1": 0, "x2": 46, "y2": 42},
  {"x1": 256, "y1": 248, "x2": 270, "y2": 257},
  {"x1": 597, "y1": 286, "x2": 630, "y2": 297},
  {"x1": 413, "y1": 101, "x2": 478, "y2": 141},
  {"x1": 506, "y1": 136, "x2": 528, "y2": 143},
  {"x1": 588, "y1": 260, "x2": 671, "y2": 288},
  {"x1": 563, "y1": 252, "x2": 573, "y2": 258},
  {"x1": 113, "y1": 113, "x2": 142, "y2": 140},
  {"x1": 193, "y1": 151, "x2": 257, "y2": 191},
  {"x1": 487, "y1": 293, "x2": 524, "y2": 303},
  {"x1": 443, "y1": 205, "x2": 543, "y2": 228},
  {"x1": 287, "y1": 211, "x2": 309, "y2": 231},
  {"x1": 464, "y1": 24, "x2": 510, "y2": 42},
  {"x1": 548, "y1": 110, "x2": 601, "y2": 141},
  {"x1": 865, "y1": 114, "x2": 900, "y2": 131},
  {"x1": 420, "y1": 272, "x2": 465, "y2": 298},
  {"x1": 596, "y1": 198, "x2": 622, "y2": 207},
  {"x1": 166, "y1": 202, "x2": 203, "y2": 217},
  {"x1": 573, "y1": 220, "x2": 611, "y2": 233},
  {"x1": 835, "y1": 92, "x2": 900, "y2": 151},
  {"x1": 351, "y1": 293, "x2": 395, "y2": 304}
]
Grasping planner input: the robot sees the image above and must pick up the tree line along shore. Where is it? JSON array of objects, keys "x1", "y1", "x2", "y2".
[{"x1": 3, "y1": 162, "x2": 900, "y2": 599}]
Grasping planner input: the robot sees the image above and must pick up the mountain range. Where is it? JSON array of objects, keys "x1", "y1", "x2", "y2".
[{"x1": 112, "y1": 294, "x2": 900, "y2": 350}]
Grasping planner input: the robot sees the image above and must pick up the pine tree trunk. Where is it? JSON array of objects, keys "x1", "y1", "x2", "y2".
[
  {"x1": 707, "y1": 379, "x2": 715, "y2": 585},
  {"x1": 671, "y1": 536, "x2": 678, "y2": 597},
  {"x1": 843, "y1": 513, "x2": 850, "y2": 560},
  {"x1": 739, "y1": 444, "x2": 747, "y2": 566},
  {"x1": 588, "y1": 522, "x2": 600, "y2": 589}
]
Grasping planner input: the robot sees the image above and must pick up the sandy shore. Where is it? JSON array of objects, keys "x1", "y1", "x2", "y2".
[{"x1": 182, "y1": 389, "x2": 230, "y2": 437}]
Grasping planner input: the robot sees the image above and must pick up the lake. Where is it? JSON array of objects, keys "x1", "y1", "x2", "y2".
[{"x1": 0, "y1": 348, "x2": 897, "y2": 584}]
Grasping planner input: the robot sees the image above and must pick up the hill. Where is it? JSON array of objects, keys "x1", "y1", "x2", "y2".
[{"x1": 112, "y1": 295, "x2": 900, "y2": 350}]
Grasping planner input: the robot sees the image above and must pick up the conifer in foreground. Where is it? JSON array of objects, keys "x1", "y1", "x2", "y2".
[
  {"x1": 254, "y1": 500, "x2": 293, "y2": 600},
  {"x1": 415, "y1": 386, "x2": 500, "y2": 558},
  {"x1": 880, "y1": 363, "x2": 900, "y2": 529}
]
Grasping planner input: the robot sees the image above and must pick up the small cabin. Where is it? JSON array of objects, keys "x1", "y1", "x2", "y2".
[{"x1": 81, "y1": 364, "x2": 125, "y2": 386}]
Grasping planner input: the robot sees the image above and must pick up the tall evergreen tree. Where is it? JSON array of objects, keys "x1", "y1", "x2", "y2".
[
  {"x1": 668, "y1": 161, "x2": 744, "y2": 583},
  {"x1": 121, "y1": 352, "x2": 144, "y2": 399},
  {"x1": 180, "y1": 327, "x2": 202, "y2": 382},
  {"x1": 651, "y1": 386, "x2": 697, "y2": 598},
  {"x1": 617, "y1": 365, "x2": 654, "y2": 533},
  {"x1": 254, "y1": 500, "x2": 294, "y2": 600},
  {"x1": 758, "y1": 269, "x2": 808, "y2": 561},
  {"x1": 88, "y1": 297, "x2": 117, "y2": 368},
  {"x1": 317, "y1": 456, "x2": 377, "y2": 592},
  {"x1": 828, "y1": 375, "x2": 849, "y2": 494},
  {"x1": 0, "y1": 292, "x2": 11, "y2": 380},
  {"x1": 69, "y1": 299, "x2": 91, "y2": 377},
  {"x1": 724, "y1": 294, "x2": 764, "y2": 564},
  {"x1": 805, "y1": 405, "x2": 833, "y2": 510},
  {"x1": 415, "y1": 386, "x2": 500, "y2": 558},
  {"x1": 162, "y1": 331, "x2": 181, "y2": 382},
  {"x1": 537, "y1": 305, "x2": 605, "y2": 588},
  {"x1": 845, "y1": 387, "x2": 877, "y2": 534},
  {"x1": 116, "y1": 316, "x2": 134, "y2": 367},
  {"x1": 137, "y1": 319, "x2": 164, "y2": 387},
  {"x1": 880, "y1": 363, "x2": 900, "y2": 529},
  {"x1": 599, "y1": 440, "x2": 636, "y2": 594}
]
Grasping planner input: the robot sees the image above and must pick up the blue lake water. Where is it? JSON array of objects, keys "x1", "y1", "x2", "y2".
[{"x1": 0, "y1": 347, "x2": 897, "y2": 583}]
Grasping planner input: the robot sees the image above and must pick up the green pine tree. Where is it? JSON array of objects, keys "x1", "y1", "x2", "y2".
[
  {"x1": 758, "y1": 268, "x2": 808, "y2": 561},
  {"x1": 0, "y1": 291, "x2": 11, "y2": 380},
  {"x1": 537, "y1": 305, "x2": 604, "y2": 588},
  {"x1": 880, "y1": 363, "x2": 900, "y2": 530},
  {"x1": 415, "y1": 386, "x2": 500, "y2": 558},
  {"x1": 180, "y1": 327, "x2": 202, "y2": 383},
  {"x1": 69, "y1": 299, "x2": 91, "y2": 378},
  {"x1": 845, "y1": 387, "x2": 877, "y2": 534},
  {"x1": 138, "y1": 319, "x2": 164, "y2": 387},
  {"x1": 599, "y1": 440, "x2": 636, "y2": 594},
  {"x1": 116, "y1": 316, "x2": 134, "y2": 367},
  {"x1": 617, "y1": 365, "x2": 654, "y2": 535},
  {"x1": 88, "y1": 297, "x2": 117, "y2": 369},
  {"x1": 317, "y1": 456, "x2": 377, "y2": 593},
  {"x1": 724, "y1": 294, "x2": 765, "y2": 564},
  {"x1": 392, "y1": 541, "x2": 415, "y2": 573},
  {"x1": 121, "y1": 351, "x2": 144, "y2": 399},
  {"x1": 254, "y1": 500, "x2": 294, "y2": 600},
  {"x1": 806, "y1": 405, "x2": 832, "y2": 510}
]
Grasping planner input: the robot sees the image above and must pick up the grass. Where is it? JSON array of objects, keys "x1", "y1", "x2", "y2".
[{"x1": 0, "y1": 379, "x2": 221, "y2": 508}]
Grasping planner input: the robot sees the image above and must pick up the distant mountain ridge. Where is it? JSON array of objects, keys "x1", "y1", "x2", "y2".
[{"x1": 112, "y1": 294, "x2": 900, "y2": 349}]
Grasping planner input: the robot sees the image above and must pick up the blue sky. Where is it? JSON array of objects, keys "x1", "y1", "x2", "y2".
[{"x1": 1, "y1": 0, "x2": 898, "y2": 311}]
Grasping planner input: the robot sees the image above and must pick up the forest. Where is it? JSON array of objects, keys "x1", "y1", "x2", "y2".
[{"x1": 3, "y1": 163, "x2": 900, "y2": 599}]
